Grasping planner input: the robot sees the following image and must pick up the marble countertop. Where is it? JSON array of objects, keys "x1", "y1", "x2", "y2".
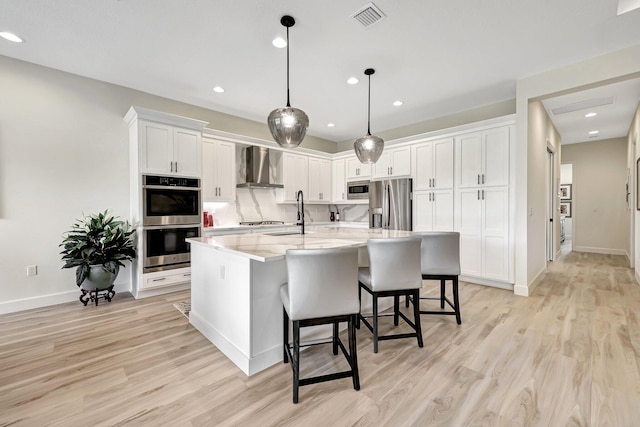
[
  {"x1": 202, "y1": 221, "x2": 368, "y2": 234},
  {"x1": 188, "y1": 226, "x2": 413, "y2": 262}
]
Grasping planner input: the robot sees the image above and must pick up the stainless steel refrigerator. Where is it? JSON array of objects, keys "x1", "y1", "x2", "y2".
[{"x1": 369, "y1": 178, "x2": 412, "y2": 230}]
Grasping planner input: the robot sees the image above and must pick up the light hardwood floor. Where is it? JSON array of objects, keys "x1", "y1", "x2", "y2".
[{"x1": 1, "y1": 251, "x2": 639, "y2": 426}]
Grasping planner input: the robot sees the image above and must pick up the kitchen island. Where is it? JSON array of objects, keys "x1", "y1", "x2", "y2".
[{"x1": 186, "y1": 226, "x2": 413, "y2": 375}]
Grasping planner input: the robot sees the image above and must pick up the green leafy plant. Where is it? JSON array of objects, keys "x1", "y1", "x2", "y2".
[{"x1": 60, "y1": 210, "x2": 136, "y2": 287}]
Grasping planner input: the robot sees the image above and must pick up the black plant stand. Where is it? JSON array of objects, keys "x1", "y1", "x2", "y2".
[{"x1": 79, "y1": 285, "x2": 115, "y2": 306}]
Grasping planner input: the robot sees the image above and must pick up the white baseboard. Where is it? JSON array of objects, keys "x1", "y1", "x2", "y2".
[
  {"x1": 636, "y1": 269, "x2": 640, "y2": 285},
  {"x1": 0, "y1": 282, "x2": 131, "y2": 315},
  {"x1": 573, "y1": 246, "x2": 627, "y2": 256},
  {"x1": 459, "y1": 275, "x2": 514, "y2": 291},
  {"x1": 514, "y1": 266, "x2": 546, "y2": 297}
]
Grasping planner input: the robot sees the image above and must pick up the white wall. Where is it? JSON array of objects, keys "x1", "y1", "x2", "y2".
[
  {"x1": 515, "y1": 44, "x2": 640, "y2": 296},
  {"x1": 0, "y1": 55, "x2": 336, "y2": 313},
  {"x1": 561, "y1": 139, "x2": 628, "y2": 255}
]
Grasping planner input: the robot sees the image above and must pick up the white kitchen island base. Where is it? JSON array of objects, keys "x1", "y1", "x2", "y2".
[{"x1": 187, "y1": 227, "x2": 413, "y2": 376}]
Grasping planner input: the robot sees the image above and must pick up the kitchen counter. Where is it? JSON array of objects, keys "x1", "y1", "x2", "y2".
[
  {"x1": 190, "y1": 225, "x2": 409, "y2": 262},
  {"x1": 187, "y1": 225, "x2": 411, "y2": 375}
]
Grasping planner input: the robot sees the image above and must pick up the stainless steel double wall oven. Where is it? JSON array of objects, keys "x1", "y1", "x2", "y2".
[{"x1": 142, "y1": 175, "x2": 201, "y2": 272}]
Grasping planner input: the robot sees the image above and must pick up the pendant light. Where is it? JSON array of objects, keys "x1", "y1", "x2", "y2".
[
  {"x1": 353, "y1": 68, "x2": 384, "y2": 164},
  {"x1": 267, "y1": 15, "x2": 309, "y2": 149}
]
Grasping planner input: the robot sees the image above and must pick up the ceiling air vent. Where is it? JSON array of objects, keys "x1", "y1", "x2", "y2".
[{"x1": 351, "y1": 2, "x2": 386, "y2": 28}]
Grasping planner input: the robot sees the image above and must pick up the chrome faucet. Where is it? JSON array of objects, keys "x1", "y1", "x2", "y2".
[{"x1": 296, "y1": 190, "x2": 305, "y2": 235}]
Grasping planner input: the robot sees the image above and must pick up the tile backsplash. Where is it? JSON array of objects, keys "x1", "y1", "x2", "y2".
[{"x1": 203, "y1": 145, "x2": 368, "y2": 226}]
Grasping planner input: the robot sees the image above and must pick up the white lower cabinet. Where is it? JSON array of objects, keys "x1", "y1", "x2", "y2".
[
  {"x1": 413, "y1": 190, "x2": 454, "y2": 232},
  {"x1": 456, "y1": 186, "x2": 509, "y2": 282},
  {"x1": 141, "y1": 267, "x2": 192, "y2": 291}
]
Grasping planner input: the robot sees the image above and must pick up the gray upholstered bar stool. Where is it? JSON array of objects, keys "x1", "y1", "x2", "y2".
[
  {"x1": 411, "y1": 231, "x2": 462, "y2": 324},
  {"x1": 281, "y1": 246, "x2": 360, "y2": 404},
  {"x1": 358, "y1": 237, "x2": 424, "y2": 353}
]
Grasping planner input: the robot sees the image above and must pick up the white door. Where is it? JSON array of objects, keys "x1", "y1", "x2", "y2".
[
  {"x1": 482, "y1": 127, "x2": 510, "y2": 187},
  {"x1": 432, "y1": 190, "x2": 454, "y2": 231},
  {"x1": 457, "y1": 188, "x2": 483, "y2": 276},
  {"x1": 216, "y1": 141, "x2": 236, "y2": 201},
  {"x1": 433, "y1": 138, "x2": 454, "y2": 189},
  {"x1": 141, "y1": 121, "x2": 173, "y2": 175},
  {"x1": 456, "y1": 132, "x2": 482, "y2": 188},
  {"x1": 481, "y1": 186, "x2": 509, "y2": 281},
  {"x1": 413, "y1": 191, "x2": 433, "y2": 231},
  {"x1": 332, "y1": 159, "x2": 346, "y2": 202},
  {"x1": 173, "y1": 128, "x2": 200, "y2": 177},
  {"x1": 412, "y1": 142, "x2": 434, "y2": 191}
]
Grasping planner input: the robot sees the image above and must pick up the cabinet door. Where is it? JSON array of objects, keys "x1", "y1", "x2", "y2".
[
  {"x1": 433, "y1": 138, "x2": 454, "y2": 189},
  {"x1": 332, "y1": 159, "x2": 346, "y2": 202},
  {"x1": 483, "y1": 126, "x2": 510, "y2": 187},
  {"x1": 413, "y1": 142, "x2": 434, "y2": 191},
  {"x1": 372, "y1": 151, "x2": 391, "y2": 179},
  {"x1": 456, "y1": 188, "x2": 482, "y2": 277},
  {"x1": 390, "y1": 146, "x2": 411, "y2": 177},
  {"x1": 173, "y1": 128, "x2": 201, "y2": 177},
  {"x1": 482, "y1": 186, "x2": 509, "y2": 281},
  {"x1": 413, "y1": 191, "x2": 433, "y2": 232},
  {"x1": 456, "y1": 132, "x2": 482, "y2": 188},
  {"x1": 432, "y1": 190, "x2": 454, "y2": 231},
  {"x1": 318, "y1": 159, "x2": 332, "y2": 201},
  {"x1": 216, "y1": 141, "x2": 236, "y2": 201},
  {"x1": 346, "y1": 156, "x2": 371, "y2": 179},
  {"x1": 202, "y1": 141, "x2": 217, "y2": 202},
  {"x1": 141, "y1": 121, "x2": 173, "y2": 174},
  {"x1": 308, "y1": 158, "x2": 322, "y2": 202},
  {"x1": 282, "y1": 153, "x2": 308, "y2": 202}
]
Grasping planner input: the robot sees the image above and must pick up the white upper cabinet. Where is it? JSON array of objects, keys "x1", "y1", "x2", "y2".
[
  {"x1": 372, "y1": 146, "x2": 411, "y2": 180},
  {"x1": 308, "y1": 158, "x2": 331, "y2": 202},
  {"x1": 332, "y1": 158, "x2": 346, "y2": 203},
  {"x1": 279, "y1": 152, "x2": 309, "y2": 203},
  {"x1": 202, "y1": 138, "x2": 236, "y2": 202},
  {"x1": 345, "y1": 156, "x2": 371, "y2": 180},
  {"x1": 412, "y1": 138, "x2": 454, "y2": 191},
  {"x1": 456, "y1": 126, "x2": 509, "y2": 188},
  {"x1": 125, "y1": 106, "x2": 207, "y2": 179}
]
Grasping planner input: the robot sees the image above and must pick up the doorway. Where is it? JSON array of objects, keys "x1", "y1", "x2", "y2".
[
  {"x1": 546, "y1": 145, "x2": 556, "y2": 261},
  {"x1": 560, "y1": 163, "x2": 573, "y2": 254}
]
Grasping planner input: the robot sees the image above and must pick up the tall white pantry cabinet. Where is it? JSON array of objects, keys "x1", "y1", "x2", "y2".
[{"x1": 454, "y1": 125, "x2": 513, "y2": 285}]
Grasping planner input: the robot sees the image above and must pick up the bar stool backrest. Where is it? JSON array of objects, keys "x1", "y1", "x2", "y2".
[
  {"x1": 416, "y1": 232, "x2": 461, "y2": 276},
  {"x1": 367, "y1": 237, "x2": 422, "y2": 291},
  {"x1": 285, "y1": 247, "x2": 359, "y2": 321}
]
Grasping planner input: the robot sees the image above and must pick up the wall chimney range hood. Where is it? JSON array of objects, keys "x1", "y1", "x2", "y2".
[{"x1": 236, "y1": 146, "x2": 284, "y2": 189}]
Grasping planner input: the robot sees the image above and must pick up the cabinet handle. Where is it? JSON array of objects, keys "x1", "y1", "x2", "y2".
[
  {"x1": 477, "y1": 174, "x2": 480, "y2": 185},
  {"x1": 482, "y1": 189, "x2": 485, "y2": 200},
  {"x1": 482, "y1": 174, "x2": 485, "y2": 184},
  {"x1": 432, "y1": 178, "x2": 435, "y2": 188},
  {"x1": 152, "y1": 277, "x2": 167, "y2": 282},
  {"x1": 183, "y1": 273, "x2": 191, "y2": 278},
  {"x1": 174, "y1": 162, "x2": 177, "y2": 173},
  {"x1": 342, "y1": 192, "x2": 345, "y2": 200},
  {"x1": 477, "y1": 190, "x2": 480, "y2": 200}
]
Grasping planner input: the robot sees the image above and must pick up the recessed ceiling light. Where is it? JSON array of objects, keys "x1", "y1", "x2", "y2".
[
  {"x1": 272, "y1": 37, "x2": 287, "y2": 48},
  {"x1": 585, "y1": 112, "x2": 597, "y2": 118},
  {"x1": 588, "y1": 130, "x2": 599, "y2": 135},
  {"x1": 213, "y1": 86, "x2": 225, "y2": 93},
  {"x1": 0, "y1": 32, "x2": 23, "y2": 43},
  {"x1": 347, "y1": 77, "x2": 359, "y2": 85},
  {"x1": 327, "y1": 123, "x2": 335, "y2": 128},
  {"x1": 392, "y1": 100, "x2": 403, "y2": 107}
]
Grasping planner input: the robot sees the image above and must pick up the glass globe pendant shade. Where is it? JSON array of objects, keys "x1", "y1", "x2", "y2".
[
  {"x1": 353, "y1": 68, "x2": 384, "y2": 163},
  {"x1": 268, "y1": 106, "x2": 309, "y2": 149},
  {"x1": 354, "y1": 134, "x2": 384, "y2": 164}
]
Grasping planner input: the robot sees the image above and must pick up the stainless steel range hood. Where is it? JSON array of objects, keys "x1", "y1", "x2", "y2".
[{"x1": 236, "y1": 146, "x2": 284, "y2": 189}]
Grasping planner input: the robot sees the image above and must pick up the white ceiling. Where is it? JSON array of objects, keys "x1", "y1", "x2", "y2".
[
  {"x1": 542, "y1": 78, "x2": 640, "y2": 145},
  {"x1": 1, "y1": 0, "x2": 639, "y2": 143}
]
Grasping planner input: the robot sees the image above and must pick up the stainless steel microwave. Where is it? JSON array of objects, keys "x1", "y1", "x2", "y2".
[{"x1": 347, "y1": 180, "x2": 369, "y2": 200}]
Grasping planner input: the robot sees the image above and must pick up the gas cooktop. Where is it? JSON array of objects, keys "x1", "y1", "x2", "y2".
[{"x1": 238, "y1": 221, "x2": 285, "y2": 226}]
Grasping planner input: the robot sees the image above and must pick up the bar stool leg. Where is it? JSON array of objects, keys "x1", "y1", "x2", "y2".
[
  {"x1": 293, "y1": 321, "x2": 300, "y2": 403},
  {"x1": 440, "y1": 279, "x2": 446, "y2": 309},
  {"x1": 283, "y1": 307, "x2": 289, "y2": 363},
  {"x1": 357, "y1": 284, "x2": 362, "y2": 329},
  {"x1": 393, "y1": 295, "x2": 400, "y2": 326},
  {"x1": 349, "y1": 314, "x2": 360, "y2": 390},
  {"x1": 333, "y1": 322, "x2": 339, "y2": 355},
  {"x1": 453, "y1": 277, "x2": 461, "y2": 325},
  {"x1": 373, "y1": 293, "x2": 379, "y2": 353},
  {"x1": 413, "y1": 289, "x2": 424, "y2": 348}
]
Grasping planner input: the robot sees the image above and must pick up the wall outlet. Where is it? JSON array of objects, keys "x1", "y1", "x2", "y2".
[{"x1": 27, "y1": 265, "x2": 38, "y2": 276}]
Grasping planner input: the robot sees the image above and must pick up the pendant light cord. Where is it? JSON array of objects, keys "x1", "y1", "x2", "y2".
[
  {"x1": 367, "y1": 73, "x2": 371, "y2": 136},
  {"x1": 286, "y1": 25, "x2": 291, "y2": 108}
]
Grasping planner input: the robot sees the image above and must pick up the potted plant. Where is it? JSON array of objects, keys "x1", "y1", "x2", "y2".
[{"x1": 59, "y1": 210, "x2": 136, "y2": 299}]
